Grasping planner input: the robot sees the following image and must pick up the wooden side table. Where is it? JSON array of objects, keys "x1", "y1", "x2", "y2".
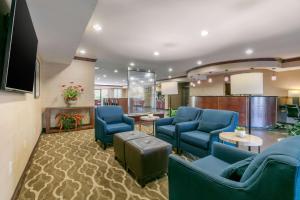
[
  {"x1": 139, "y1": 116, "x2": 160, "y2": 135},
  {"x1": 219, "y1": 132, "x2": 263, "y2": 153}
]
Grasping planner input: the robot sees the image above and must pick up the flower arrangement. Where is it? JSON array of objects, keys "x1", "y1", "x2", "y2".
[
  {"x1": 55, "y1": 113, "x2": 84, "y2": 131},
  {"x1": 235, "y1": 126, "x2": 246, "y2": 137},
  {"x1": 62, "y1": 82, "x2": 84, "y2": 106}
]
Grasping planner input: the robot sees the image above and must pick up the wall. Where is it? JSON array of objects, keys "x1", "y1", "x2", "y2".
[
  {"x1": 0, "y1": 90, "x2": 42, "y2": 200},
  {"x1": 190, "y1": 69, "x2": 300, "y2": 97},
  {"x1": 41, "y1": 59, "x2": 95, "y2": 109}
]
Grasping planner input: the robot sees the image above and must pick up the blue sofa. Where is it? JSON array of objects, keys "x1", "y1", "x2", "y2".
[
  {"x1": 155, "y1": 106, "x2": 202, "y2": 149},
  {"x1": 169, "y1": 136, "x2": 300, "y2": 200},
  {"x1": 95, "y1": 106, "x2": 134, "y2": 149},
  {"x1": 177, "y1": 109, "x2": 239, "y2": 157}
]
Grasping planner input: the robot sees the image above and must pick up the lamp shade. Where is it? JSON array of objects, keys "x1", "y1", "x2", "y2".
[
  {"x1": 288, "y1": 90, "x2": 300, "y2": 97},
  {"x1": 161, "y1": 82, "x2": 178, "y2": 95},
  {"x1": 231, "y1": 73, "x2": 264, "y2": 95}
]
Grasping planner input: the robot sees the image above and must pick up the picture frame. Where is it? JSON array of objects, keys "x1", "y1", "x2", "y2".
[{"x1": 34, "y1": 59, "x2": 40, "y2": 98}]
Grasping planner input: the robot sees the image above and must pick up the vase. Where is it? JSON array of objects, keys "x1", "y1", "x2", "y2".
[{"x1": 65, "y1": 99, "x2": 77, "y2": 107}]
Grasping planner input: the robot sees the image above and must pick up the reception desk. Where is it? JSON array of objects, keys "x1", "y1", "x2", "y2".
[{"x1": 191, "y1": 96, "x2": 277, "y2": 128}]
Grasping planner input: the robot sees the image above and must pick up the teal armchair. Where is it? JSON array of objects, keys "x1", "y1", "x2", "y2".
[
  {"x1": 95, "y1": 106, "x2": 134, "y2": 149},
  {"x1": 169, "y1": 136, "x2": 300, "y2": 200}
]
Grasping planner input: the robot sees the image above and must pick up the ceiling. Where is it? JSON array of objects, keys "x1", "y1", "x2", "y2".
[{"x1": 25, "y1": 0, "x2": 300, "y2": 84}]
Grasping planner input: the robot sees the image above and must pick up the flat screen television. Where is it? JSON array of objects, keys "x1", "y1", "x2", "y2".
[{"x1": 1, "y1": 0, "x2": 38, "y2": 93}]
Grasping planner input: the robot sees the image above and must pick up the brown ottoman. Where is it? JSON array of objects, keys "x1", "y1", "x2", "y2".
[
  {"x1": 114, "y1": 131, "x2": 149, "y2": 167},
  {"x1": 125, "y1": 136, "x2": 172, "y2": 187}
]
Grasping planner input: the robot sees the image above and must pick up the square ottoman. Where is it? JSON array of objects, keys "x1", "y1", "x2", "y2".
[
  {"x1": 125, "y1": 136, "x2": 172, "y2": 187},
  {"x1": 114, "y1": 131, "x2": 149, "y2": 167}
]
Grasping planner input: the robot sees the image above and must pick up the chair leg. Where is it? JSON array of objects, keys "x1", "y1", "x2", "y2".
[{"x1": 102, "y1": 143, "x2": 107, "y2": 150}]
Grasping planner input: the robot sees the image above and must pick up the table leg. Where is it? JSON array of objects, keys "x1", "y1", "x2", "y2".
[
  {"x1": 258, "y1": 146, "x2": 261, "y2": 153},
  {"x1": 236, "y1": 142, "x2": 239, "y2": 148},
  {"x1": 152, "y1": 121, "x2": 155, "y2": 135},
  {"x1": 139, "y1": 122, "x2": 142, "y2": 131},
  {"x1": 248, "y1": 146, "x2": 251, "y2": 151}
]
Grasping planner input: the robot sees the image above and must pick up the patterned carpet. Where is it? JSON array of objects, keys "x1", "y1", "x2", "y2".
[{"x1": 17, "y1": 127, "x2": 169, "y2": 200}]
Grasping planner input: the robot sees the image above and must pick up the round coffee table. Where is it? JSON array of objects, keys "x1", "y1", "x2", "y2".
[
  {"x1": 139, "y1": 116, "x2": 160, "y2": 135},
  {"x1": 219, "y1": 132, "x2": 263, "y2": 153}
]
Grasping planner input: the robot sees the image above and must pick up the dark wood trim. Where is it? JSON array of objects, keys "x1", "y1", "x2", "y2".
[
  {"x1": 282, "y1": 57, "x2": 300, "y2": 63},
  {"x1": 73, "y1": 56, "x2": 97, "y2": 62},
  {"x1": 186, "y1": 58, "x2": 280, "y2": 73},
  {"x1": 157, "y1": 75, "x2": 187, "y2": 82},
  {"x1": 11, "y1": 134, "x2": 41, "y2": 200}
]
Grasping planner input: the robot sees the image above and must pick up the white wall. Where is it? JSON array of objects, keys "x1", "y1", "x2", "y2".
[
  {"x1": 0, "y1": 91, "x2": 42, "y2": 200},
  {"x1": 41, "y1": 59, "x2": 95, "y2": 109}
]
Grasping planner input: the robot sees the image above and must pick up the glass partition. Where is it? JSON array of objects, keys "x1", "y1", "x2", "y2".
[{"x1": 128, "y1": 70, "x2": 156, "y2": 114}]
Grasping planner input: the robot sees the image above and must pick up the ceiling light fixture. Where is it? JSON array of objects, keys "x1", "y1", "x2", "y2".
[
  {"x1": 103, "y1": 74, "x2": 107, "y2": 78},
  {"x1": 114, "y1": 69, "x2": 118, "y2": 73},
  {"x1": 208, "y1": 72, "x2": 213, "y2": 83},
  {"x1": 93, "y1": 24, "x2": 102, "y2": 32},
  {"x1": 130, "y1": 62, "x2": 135, "y2": 66},
  {"x1": 168, "y1": 75, "x2": 172, "y2": 79},
  {"x1": 149, "y1": 78, "x2": 154, "y2": 82},
  {"x1": 197, "y1": 60, "x2": 203, "y2": 65},
  {"x1": 168, "y1": 68, "x2": 173, "y2": 72},
  {"x1": 79, "y1": 49, "x2": 86, "y2": 55},
  {"x1": 271, "y1": 68, "x2": 277, "y2": 81},
  {"x1": 95, "y1": 67, "x2": 99, "y2": 70},
  {"x1": 130, "y1": 77, "x2": 135, "y2": 81},
  {"x1": 153, "y1": 51, "x2": 160, "y2": 56},
  {"x1": 148, "y1": 69, "x2": 151, "y2": 73},
  {"x1": 201, "y1": 30, "x2": 208, "y2": 37},
  {"x1": 245, "y1": 48, "x2": 254, "y2": 55},
  {"x1": 224, "y1": 69, "x2": 229, "y2": 82},
  {"x1": 197, "y1": 80, "x2": 201, "y2": 85}
]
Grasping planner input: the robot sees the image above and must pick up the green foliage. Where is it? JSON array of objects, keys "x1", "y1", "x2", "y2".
[
  {"x1": 236, "y1": 126, "x2": 246, "y2": 131},
  {"x1": 287, "y1": 122, "x2": 300, "y2": 136},
  {"x1": 62, "y1": 117, "x2": 76, "y2": 130}
]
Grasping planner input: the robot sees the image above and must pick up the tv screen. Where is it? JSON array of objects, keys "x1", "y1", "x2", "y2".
[{"x1": 2, "y1": 0, "x2": 38, "y2": 93}]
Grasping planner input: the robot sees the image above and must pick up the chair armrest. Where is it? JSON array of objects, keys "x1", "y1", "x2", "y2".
[
  {"x1": 123, "y1": 115, "x2": 135, "y2": 129},
  {"x1": 176, "y1": 121, "x2": 199, "y2": 133},
  {"x1": 95, "y1": 116, "x2": 108, "y2": 137},
  {"x1": 211, "y1": 142, "x2": 257, "y2": 164},
  {"x1": 168, "y1": 155, "x2": 246, "y2": 200},
  {"x1": 155, "y1": 117, "x2": 174, "y2": 127}
]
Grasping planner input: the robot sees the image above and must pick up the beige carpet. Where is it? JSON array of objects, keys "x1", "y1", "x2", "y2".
[{"x1": 17, "y1": 127, "x2": 169, "y2": 200}]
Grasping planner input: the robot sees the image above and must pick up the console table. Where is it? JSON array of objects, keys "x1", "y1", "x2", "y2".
[{"x1": 45, "y1": 107, "x2": 94, "y2": 134}]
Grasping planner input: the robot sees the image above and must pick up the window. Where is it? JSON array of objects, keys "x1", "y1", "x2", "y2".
[
  {"x1": 94, "y1": 89, "x2": 101, "y2": 100},
  {"x1": 114, "y1": 89, "x2": 122, "y2": 98},
  {"x1": 101, "y1": 89, "x2": 109, "y2": 98}
]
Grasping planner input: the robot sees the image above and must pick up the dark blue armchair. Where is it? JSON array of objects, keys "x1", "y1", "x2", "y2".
[
  {"x1": 178, "y1": 109, "x2": 239, "y2": 157},
  {"x1": 169, "y1": 136, "x2": 300, "y2": 200},
  {"x1": 95, "y1": 106, "x2": 134, "y2": 149},
  {"x1": 155, "y1": 106, "x2": 202, "y2": 149}
]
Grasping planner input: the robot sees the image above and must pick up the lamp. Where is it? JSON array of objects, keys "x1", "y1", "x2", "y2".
[
  {"x1": 161, "y1": 82, "x2": 178, "y2": 116},
  {"x1": 231, "y1": 73, "x2": 264, "y2": 135}
]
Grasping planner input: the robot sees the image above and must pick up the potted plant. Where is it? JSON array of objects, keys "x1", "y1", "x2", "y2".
[
  {"x1": 62, "y1": 82, "x2": 84, "y2": 106},
  {"x1": 235, "y1": 126, "x2": 246, "y2": 138},
  {"x1": 55, "y1": 113, "x2": 84, "y2": 131}
]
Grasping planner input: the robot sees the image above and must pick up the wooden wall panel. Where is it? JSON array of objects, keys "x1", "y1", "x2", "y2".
[{"x1": 195, "y1": 96, "x2": 218, "y2": 109}]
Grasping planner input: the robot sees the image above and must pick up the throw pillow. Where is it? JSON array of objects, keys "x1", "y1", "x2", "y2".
[{"x1": 221, "y1": 156, "x2": 255, "y2": 181}]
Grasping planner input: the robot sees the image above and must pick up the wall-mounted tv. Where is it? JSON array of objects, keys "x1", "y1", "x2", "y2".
[{"x1": 1, "y1": 0, "x2": 38, "y2": 93}]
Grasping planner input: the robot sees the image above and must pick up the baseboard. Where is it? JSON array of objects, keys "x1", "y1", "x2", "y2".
[{"x1": 11, "y1": 134, "x2": 41, "y2": 200}]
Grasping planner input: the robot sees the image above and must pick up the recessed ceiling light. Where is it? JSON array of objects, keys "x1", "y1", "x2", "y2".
[
  {"x1": 201, "y1": 30, "x2": 208, "y2": 37},
  {"x1": 168, "y1": 68, "x2": 173, "y2": 72},
  {"x1": 130, "y1": 77, "x2": 135, "y2": 81},
  {"x1": 197, "y1": 60, "x2": 203, "y2": 65},
  {"x1": 79, "y1": 49, "x2": 86, "y2": 55},
  {"x1": 130, "y1": 62, "x2": 135, "y2": 66},
  {"x1": 103, "y1": 74, "x2": 107, "y2": 78},
  {"x1": 153, "y1": 51, "x2": 160, "y2": 56},
  {"x1": 168, "y1": 75, "x2": 172, "y2": 79},
  {"x1": 245, "y1": 48, "x2": 254, "y2": 55},
  {"x1": 149, "y1": 78, "x2": 154, "y2": 82},
  {"x1": 114, "y1": 69, "x2": 118, "y2": 73},
  {"x1": 148, "y1": 69, "x2": 151, "y2": 73},
  {"x1": 93, "y1": 24, "x2": 102, "y2": 32},
  {"x1": 197, "y1": 80, "x2": 201, "y2": 84},
  {"x1": 95, "y1": 67, "x2": 99, "y2": 70}
]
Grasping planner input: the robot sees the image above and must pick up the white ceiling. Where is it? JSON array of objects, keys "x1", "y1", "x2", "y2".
[
  {"x1": 25, "y1": 0, "x2": 300, "y2": 84},
  {"x1": 26, "y1": 0, "x2": 97, "y2": 64}
]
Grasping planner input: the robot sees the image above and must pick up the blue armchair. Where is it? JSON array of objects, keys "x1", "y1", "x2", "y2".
[
  {"x1": 95, "y1": 106, "x2": 134, "y2": 149},
  {"x1": 169, "y1": 136, "x2": 300, "y2": 200},
  {"x1": 155, "y1": 106, "x2": 202, "y2": 149},
  {"x1": 178, "y1": 109, "x2": 239, "y2": 157}
]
